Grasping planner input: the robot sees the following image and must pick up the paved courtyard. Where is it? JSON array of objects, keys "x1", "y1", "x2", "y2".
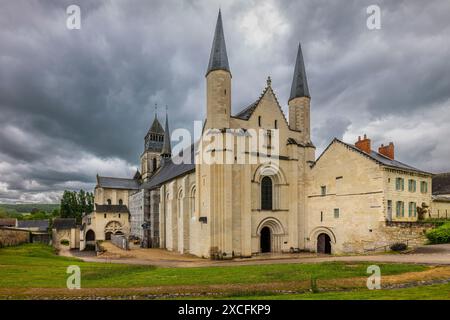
[{"x1": 67, "y1": 242, "x2": 450, "y2": 267}]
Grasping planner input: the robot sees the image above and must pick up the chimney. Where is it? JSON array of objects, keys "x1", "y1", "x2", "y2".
[
  {"x1": 378, "y1": 142, "x2": 395, "y2": 160},
  {"x1": 355, "y1": 134, "x2": 371, "y2": 154}
]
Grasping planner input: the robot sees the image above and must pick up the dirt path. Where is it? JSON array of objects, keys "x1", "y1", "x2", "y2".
[{"x1": 68, "y1": 243, "x2": 450, "y2": 268}]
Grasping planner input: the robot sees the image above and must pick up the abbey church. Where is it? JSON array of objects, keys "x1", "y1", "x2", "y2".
[{"x1": 80, "y1": 11, "x2": 445, "y2": 258}]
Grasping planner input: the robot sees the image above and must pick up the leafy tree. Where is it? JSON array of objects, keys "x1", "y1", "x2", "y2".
[{"x1": 59, "y1": 189, "x2": 95, "y2": 223}]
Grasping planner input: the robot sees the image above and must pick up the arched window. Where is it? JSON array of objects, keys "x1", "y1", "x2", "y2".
[
  {"x1": 118, "y1": 199, "x2": 123, "y2": 205},
  {"x1": 191, "y1": 187, "x2": 196, "y2": 217},
  {"x1": 261, "y1": 177, "x2": 273, "y2": 210},
  {"x1": 107, "y1": 199, "x2": 112, "y2": 205}
]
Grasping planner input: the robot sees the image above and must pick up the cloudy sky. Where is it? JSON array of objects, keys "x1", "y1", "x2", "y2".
[{"x1": 1, "y1": 0, "x2": 449, "y2": 203}]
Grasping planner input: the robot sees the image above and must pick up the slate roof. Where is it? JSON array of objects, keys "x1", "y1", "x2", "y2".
[
  {"x1": 161, "y1": 112, "x2": 172, "y2": 156},
  {"x1": 289, "y1": 42, "x2": 310, "y2": 101},
  {"x1": 149, "y1": 116, "x2": 164, "y2": 134},
  {"x1": 0, "y1": 218, "x2": 17, "y2": 227},
  {"x1": 53, "y1": 218, "x2": 76, "y2": 230},
  {"x1": 206, "y1": 10, "x2": 230, "y2": 76},
  {"x1": 233, "y1": 85, "x2": 289, "y2": 128},
  {"x1": 314, "y1": 138, "x2": 432, "y2": 175},
  {"x1": 95, "y1": 204, "x2": 130, "y2": 213},
  {"x1": 234, "y1": 101, "x2": 258, "y2": 120},
  {"x1": 142, "y1": 144, "x2": 196, "y2": 190},
  {"x1": 96, "y1": 176, "x2": 140, "y2": 190},
  {"x1": 432, "y1": 195, "x2": 450, "y2": 202},
  {"x1": 17, "y1": 219, "x2": 49, "y2": 231},
  {"x1": 432, "y1": 172, "x2": 450, "y2": 195}
]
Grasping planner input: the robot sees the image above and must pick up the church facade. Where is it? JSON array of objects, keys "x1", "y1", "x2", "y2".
[{"x1": 86, "y1": 11, "x2": 442, "y2": 258}]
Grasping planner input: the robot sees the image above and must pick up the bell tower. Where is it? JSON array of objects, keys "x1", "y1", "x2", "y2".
[{"x1": 140, "y1": 106, "x2": 164, "y2": 182}]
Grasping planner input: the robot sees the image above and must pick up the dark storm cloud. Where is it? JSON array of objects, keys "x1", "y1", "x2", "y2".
[{"x1": 0, "y1": 0, "x2": 449, "y2": 202}]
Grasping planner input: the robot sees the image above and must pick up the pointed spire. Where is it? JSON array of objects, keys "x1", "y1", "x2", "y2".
[
  {"x1": 161, "y1": 106, "x2": 172, "y2": 158},
  {"x1": 206, "y1": 9, "x2": 230, "y2": 76},
  {"x1": 289, "y1": 42, "x2": 310, "y2": 101}
]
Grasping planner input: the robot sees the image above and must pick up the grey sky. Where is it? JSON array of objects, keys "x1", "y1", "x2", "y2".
[{"x1": 0, "y1": 0, "x2": 449, "y2": 203}]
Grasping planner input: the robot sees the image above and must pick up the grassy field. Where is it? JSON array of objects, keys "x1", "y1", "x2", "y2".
[
  {"x1": 0, "y1": 243, "x2": 448, "y2": 300},
  {"x1": 220, "y1": 283, "x2": 450, "y2": 300}
]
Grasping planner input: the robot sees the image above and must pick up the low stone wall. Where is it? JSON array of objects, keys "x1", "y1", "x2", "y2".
[
  {"x1": 360, "y1": 222, "x2": 433, "y2": 253},
  {"x1": 111, "y1": 234, "x2": 129, "y2": 250},
  {"x1": 0, "y1": 227, "x2": 30, "y2": 248}
]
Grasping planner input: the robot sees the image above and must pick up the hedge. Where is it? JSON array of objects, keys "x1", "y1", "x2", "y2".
[{"x1": 426, "y1": 223, "x2": 450, "y2": 244}]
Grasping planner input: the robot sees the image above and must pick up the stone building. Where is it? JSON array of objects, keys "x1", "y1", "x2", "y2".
[
  {"x1": 307, "y1": 137, "x2": 433, "y2": 253},
  {"x1": 79, "y1": 175, "x2": 137, "y2": 250},
  {"x1": 431, "y1": 172, "x2": 450, "y2": 219},
  {"x1": 87, "y1": 10, "x2": 445, "y2": 257}
]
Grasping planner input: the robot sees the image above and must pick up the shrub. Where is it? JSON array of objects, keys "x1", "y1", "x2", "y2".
[
  {"x1": 60, "y1": 239, "x2": 70, "y2": 246},
  {"x1": 390, "y1": 242, "x2": 408, "y2": 252},
  {"x1": 426, "y1": 223, "x2": 450, "y2": 244}
]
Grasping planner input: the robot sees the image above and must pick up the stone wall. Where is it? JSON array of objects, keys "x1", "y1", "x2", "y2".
[
  {"x1": 342, "y1": 221, "x2": 432, "y2": 253},
  {"x1": 0, "y1": 228, "x2": 30, "y2": 248}
]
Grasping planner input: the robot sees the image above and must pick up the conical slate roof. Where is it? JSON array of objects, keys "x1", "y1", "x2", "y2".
[
  {"x1": 161, "y1": 112, "x2": 171, "y2": 157},
  {"x1": 289, "y1": 43, "x2": 310, "y2": 101},
  {"x1": 206, "y1": 10, "x2": 230, "y2": 76}
]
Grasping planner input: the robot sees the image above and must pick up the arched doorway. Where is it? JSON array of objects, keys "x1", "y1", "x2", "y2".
[
  {"x1": 104, "y1": 221, "x2": 122, "y2": 241},
  {"x1": 260, "y1": 227, "x2": 271, "y2": 253},
  {"x1": 317, "y1": 233, "x2": 332, "y2": 254},
  {"x1": 85, "y1": 230, "x2": 95, "y2": 241}
]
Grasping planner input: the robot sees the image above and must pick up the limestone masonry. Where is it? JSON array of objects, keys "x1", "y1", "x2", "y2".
[{"x1": 79, "y1": 11, "x2": 450, "y2": 257}]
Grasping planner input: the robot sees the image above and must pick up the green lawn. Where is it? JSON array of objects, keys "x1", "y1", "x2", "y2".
[
  {"x1": 220, "y1": 283, "x2": 450, "y2": 300},
  {"x1": 0, "y1": 244, "x2": 427, "y2": 290}
]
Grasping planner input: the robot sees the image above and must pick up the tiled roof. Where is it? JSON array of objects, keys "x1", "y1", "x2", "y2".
[
  {"x1": 53, "y1": 218, "x2": 76, "y2": 229},
  {"x1": 314, "y1": 138, "x2": 432, "y2": 175},
  {"x1": 432, "y1": 172, "x2": 450, "y2": 195},
  {"x1": 0, "y1": 218, "x2": 17, "y2": 227},
  {"x1": 95, "y1": 204, "x2": 130, "y2": 213},
  {"x1": 96, "y1": 176, "x2": 140, "y2": 190},
  {"x1": 17, "y1": 219, "x2": 49, "y2": 231}
]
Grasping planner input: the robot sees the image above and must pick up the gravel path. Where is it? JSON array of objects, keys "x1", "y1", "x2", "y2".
[{"x1": 63, "y1": 243, "x2": 450, "y2": 267}]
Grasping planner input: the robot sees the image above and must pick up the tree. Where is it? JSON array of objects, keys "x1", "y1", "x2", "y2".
[{"x1": 59, "y1": 189, "x2": 95, "y2": 223}]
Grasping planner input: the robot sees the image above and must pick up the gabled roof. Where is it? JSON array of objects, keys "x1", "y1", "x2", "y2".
[
  {"x1": 206, "y1": 10, "x2": 230, "y2": 76},
  {"x1": 432, "y1": 172, "x2": 450, "y2": 195},
  {"x1": 313, "y1": 138, "x2": 432, "y2": 175},
  {"x1": 141, "y1": 143, "x2": 196, "y2": 190},
  {"x1": 17, "y1": 219, "x2": 49, "y2": 231},
  {"x1": 53, "y1": 218, "x2": 76, "y2": 230},
  {"x1": 234, "y1": 101, "x2": 258, "y2": 120},
  {"x1": 96, "y1": 176, "x2": 140, "y2": 190},
  {"x1": 233, "y1": 84, "x2": 289, "y2": 128}
]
